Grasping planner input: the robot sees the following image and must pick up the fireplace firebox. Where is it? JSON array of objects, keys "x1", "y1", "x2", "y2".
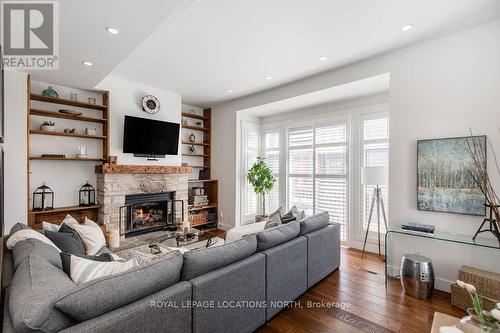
[{"x1": 120, "y1": 192, "x2": 182, "y2": 236}]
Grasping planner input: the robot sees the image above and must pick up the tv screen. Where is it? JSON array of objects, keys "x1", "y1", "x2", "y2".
[{"x1": 123, "y1": 116, "x2": 180, "y2": 156}]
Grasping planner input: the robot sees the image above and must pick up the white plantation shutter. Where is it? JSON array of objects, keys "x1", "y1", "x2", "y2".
[
  {"x1": 242, "y1": 122, "x2": 260, "y2": 222},
  {"x1": 362, "y1": 116, "x2": 389, "y2": 232},
  {"x1": 288, "y1": 122, "x2": 348, "y2": 241},
  {"x1": 263, "y1": 128, "x2": 281, "y2": 214}
]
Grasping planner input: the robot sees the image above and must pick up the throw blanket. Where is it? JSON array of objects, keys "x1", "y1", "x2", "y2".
[{"x1": 225, "y1": 221, "x2": 267, "y2": 243}]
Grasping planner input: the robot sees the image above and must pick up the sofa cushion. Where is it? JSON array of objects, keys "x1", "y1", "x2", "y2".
[
  {"x1": 225, "y1": 221, "x2": 266, "y2": 243},
  {"x1": 67, "y1": 217, "x2": 107, "y2": 255},
  {"x1": 56, "y1": 251, "x2": 183, "y2": 321},
  {"x1": 256, "y1": 221, "x2": 300, "y2": 251},
  {"x1": 6, "y1": 228, "x2": 60, "y2": 251},
  {"x1": 181, "y1": 235, "x2": 257, "y2": 280},
  {"x1": 9, "y1": 254, "x2": 77, "y2": 332},
  {"x1": 12, "y1": 238, "x2": 62, "y2": 269},
  {"x1": 298, "y1": 211, "x2": 330, "y2": 235}
]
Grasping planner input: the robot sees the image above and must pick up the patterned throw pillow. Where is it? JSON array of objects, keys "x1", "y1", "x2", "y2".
[
  {"x1": 128, "y1": 249, "x2": 175, "y2": 266},
  {"x1": 264, "y1": 213, "x2": 282, "y2": 229}
]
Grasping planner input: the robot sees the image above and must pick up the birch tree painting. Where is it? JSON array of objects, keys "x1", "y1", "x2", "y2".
[{"x1": 417, "y1": 136, "x2": 486, "y2": 216}]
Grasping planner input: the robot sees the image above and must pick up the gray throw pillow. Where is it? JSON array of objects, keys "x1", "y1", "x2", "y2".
[
  {"x1": 268, "y1": 206, "x2": 283, "y2": 219},
  {"x1": 264, "y1": 213, "x2": 282, "y2": 229},
  {"x1": 45, "y1": 224, "x2": 86, "y2": 255},
  {"x1": 9, "y1": 223, "x2": 29, "y2": 236},
  {"x1": 56, "y1": 251, "x2": 183, "y2": 321}
]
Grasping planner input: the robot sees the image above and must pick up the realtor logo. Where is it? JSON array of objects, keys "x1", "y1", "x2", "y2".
[{"x1": 1, "y1": 1, "x2": 59, "y2": 70}]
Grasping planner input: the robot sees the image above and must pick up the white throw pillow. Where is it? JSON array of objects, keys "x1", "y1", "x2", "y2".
[
  {"x1": 6, "y1": 229, "x2": 61, "y2": 251},
  {"x1": 42, "y1": 221, "x2": 61, "y2": 232},
  {"x1": 69, "y1": 255, "x2": 138, "y2": 284},
  {"x1": 68, "y1": 217, "x2": 107, "y2": 255},
  {"x1": 62, "y1": 214, "x2": 79, "y2": 226},
  {"x1": 290, "y1": 205, "x2": 301, "y2": 217}
]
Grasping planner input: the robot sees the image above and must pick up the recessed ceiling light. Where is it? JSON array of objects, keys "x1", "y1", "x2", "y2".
[
  {"x1": 81, "y1": 60, "x2": 93, "y2": 67},
  {"x1": 401, "y1": 24, "x2": 413, "y2": 31},
  {"x1": 265, "y1": 76, "x2": 272, "y2": 80},
  {"x1": 319, "y1": 56, "x2": 328, "y2": 61},
  {"x1": 227, "y1": 89, "x2": 233, "y2": 93},
  {"x1": 105, "y1": 27, "x2": 120, "y2": 35}
]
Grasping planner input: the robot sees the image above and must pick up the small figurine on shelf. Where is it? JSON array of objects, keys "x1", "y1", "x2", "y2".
[
  {"x1": 189, "y1": 133, "x2": 196, "y2": 142},
  {"x1": 188, "y1": 145, "x2": 197, "y2": 155}
]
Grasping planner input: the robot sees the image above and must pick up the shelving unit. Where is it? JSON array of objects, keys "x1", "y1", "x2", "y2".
[
  {"x1": 181, "y1": 108, "x2": 218, "y2": 231},
  {"x1": 26, "y1": 75, "x2": 109, "y2": 228}
]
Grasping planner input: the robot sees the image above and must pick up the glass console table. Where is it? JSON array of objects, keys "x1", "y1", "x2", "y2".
[{"x1": 384, "y1": 225, "x2": 500, "y2": 288}]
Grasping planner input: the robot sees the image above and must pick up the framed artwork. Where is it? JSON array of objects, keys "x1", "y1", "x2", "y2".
[{"x1": 417, "y1": 135, "x2": 486, "y2": 216}]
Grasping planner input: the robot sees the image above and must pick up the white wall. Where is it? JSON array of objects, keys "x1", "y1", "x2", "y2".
[
  {"x1": 3, "y1": 73, "x2": 183, "y2": 233},
  {"x1": 95, "y1": 75, "x2": 182, "y2": 166},
  {"x1": 212, "y1": 19, "x2": 500, "y2": 290},
  {"x1": 4, "y1": 71, "x2": 28, "y2": 233}
]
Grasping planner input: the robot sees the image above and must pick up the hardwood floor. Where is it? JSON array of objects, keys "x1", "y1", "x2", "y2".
[{"x1": 257, "y1": 247, "x2": 465, "y2": 333}]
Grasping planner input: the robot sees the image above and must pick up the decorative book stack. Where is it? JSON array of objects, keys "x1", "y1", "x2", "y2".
[{"x1": 401, "y1": 222, "x2": 435, "y2": 234}]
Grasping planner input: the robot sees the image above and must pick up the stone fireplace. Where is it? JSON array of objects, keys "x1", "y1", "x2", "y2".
[{"x1": 96, "y1": 165, "x2": 192, "y2": 236}]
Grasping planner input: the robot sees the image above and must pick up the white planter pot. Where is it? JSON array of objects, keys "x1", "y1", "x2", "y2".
[{"x1": 40, "y1": 125, "x2": 55, "y2": 132}]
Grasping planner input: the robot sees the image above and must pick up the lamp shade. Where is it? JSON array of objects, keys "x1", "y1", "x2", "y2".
[{"x1": 361, "y1": 166, "x2": 388, "y2": 185}]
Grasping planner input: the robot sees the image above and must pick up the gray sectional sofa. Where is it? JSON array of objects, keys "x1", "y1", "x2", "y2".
[{"x1": 1, "y1": 212, "x2": 340, "y2": 333}]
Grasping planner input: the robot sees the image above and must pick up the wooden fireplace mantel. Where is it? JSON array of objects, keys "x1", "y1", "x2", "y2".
[{"x1": 95, "y1": 164, "x2": 193, "y2": 174}]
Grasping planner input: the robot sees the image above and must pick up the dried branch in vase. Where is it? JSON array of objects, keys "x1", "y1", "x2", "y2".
[{"x1": 466, "y1": 133, "x2": 500, "y2": 231}]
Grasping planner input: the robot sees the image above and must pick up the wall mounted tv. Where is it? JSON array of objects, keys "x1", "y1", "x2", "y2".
[{"x1": 123, "y1": 115, "x2": 180, "y2": 159}]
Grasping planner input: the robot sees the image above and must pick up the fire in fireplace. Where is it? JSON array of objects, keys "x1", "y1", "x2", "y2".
[{"x1": 121, "y1": 192, "x2": 179, "y2": 236}]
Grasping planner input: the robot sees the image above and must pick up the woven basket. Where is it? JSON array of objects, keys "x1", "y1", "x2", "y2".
[
  {"x1": 458, "y1": 266, "x2": 500, "y2": 300},
  {"x1": 189, "y1": 210, "x2": 208, "y2": 226},
  {"x1": 451, "y1": 283, "x2": 498, "y2": 311}
]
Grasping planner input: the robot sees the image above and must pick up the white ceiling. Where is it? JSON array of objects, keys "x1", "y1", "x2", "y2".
[
  {"x1": 27, "y1": 0, "x2": 188, "y2": 89},
  {"x1": 240, "y1": 73, "x2": 390, "y2": 118},
  {"x1": 30, "y1": 0, "x2": 500, "y2": 106}
]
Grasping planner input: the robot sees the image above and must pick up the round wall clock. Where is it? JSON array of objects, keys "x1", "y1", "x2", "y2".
[{"x1": 142, "y1": 95, "x2": 160, "y2": 114}]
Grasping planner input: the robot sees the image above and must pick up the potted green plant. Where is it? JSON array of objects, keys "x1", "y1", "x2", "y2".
[
  {"x1": 456, "y1": 280, "x2": 500, "y2": 332},
  {"x1": 40, "y1": 121, "x2": 56, "y2": 132},
  {"x1": 247, "y1": 157, "x2": 276, "y2": 222}
]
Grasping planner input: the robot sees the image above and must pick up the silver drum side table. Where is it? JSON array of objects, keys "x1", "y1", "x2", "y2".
[{"x1": 400, "y1": 253, "x2": 434, "y2": 299}]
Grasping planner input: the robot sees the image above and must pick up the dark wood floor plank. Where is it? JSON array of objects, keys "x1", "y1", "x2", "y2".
[{"x1": 257, "y1": 247, "x2": 465, "y2": 333}]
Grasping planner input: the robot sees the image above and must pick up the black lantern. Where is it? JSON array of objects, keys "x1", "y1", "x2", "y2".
[
  {"x1": 79, "y1": 181, "x2": 96, "y2": 206},
  {"x1": 32, "y1": 183, "x2": 54, "y2": 211}
]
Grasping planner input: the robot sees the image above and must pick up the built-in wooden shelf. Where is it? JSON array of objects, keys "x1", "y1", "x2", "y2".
[
  {"x1": 188, "y1": 203, "x2": 217, "y2": 212},
  {"x1": 30, "y1": 130, "x2": 107, "y2": 140},
  {"x1": 181, "y1": 141, "x2": 209, "y2": 146},
  {"x1": 30, "y1": 108, "x2": 107, "y2": 124},
  {"x1": 29, "y1": 204, "x2": 100, "y2": 215},
  {"x1": 182, "y1": 153, "x2": 210, "y2": 157},
  {"x1": 189, "y1": 165, "x2": 211, "y2": 168},
  {"x1": 30, "y1": 93, "x2": 108, "y2": 111},
  {"x1": 96, "y1": 164, "x2": 192, "y2": 174},
  {"x1": 30, "y1": 156, "x2": 105, "y2": 162},
  {"x1": 188, "y1": 179, "x2": 217, "y2": 183},
  {"x1": 181, "y1": 112, "x2": 210, "y2": 120},
  {"x1": 182, "y1": 125, "x2": 210, "y2": 132}
]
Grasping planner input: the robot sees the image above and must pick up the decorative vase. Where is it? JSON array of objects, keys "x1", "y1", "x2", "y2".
[
  {"x1": 40, "y1": 124, "x2": 55, "y2": 132},
  {"x1": 189, "y1": 133, "x2": 196, "y2": 142},
  {"x1": 42, "y1": 86, "x2": 59, "y2": 98},
  {"x1": 459, "y1": 308, "x2": 500, "y2": 333}
]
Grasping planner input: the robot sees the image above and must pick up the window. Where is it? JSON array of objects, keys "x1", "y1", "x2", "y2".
[
  {"x1": 361, "y1": 116, "x2": 389, "y2": 232},
  {"x1": 263, "y1": 128, "x2": 281, "y2": 214},
  {"x1": 288, "y1": 121, "x2": 349, "y2": 240},
  {"x1": 241, "y1": 122, "x2": 260, "y2": 223}
]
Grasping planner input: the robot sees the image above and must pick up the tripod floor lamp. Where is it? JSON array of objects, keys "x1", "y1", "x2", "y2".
[{"x1": 361, "y1": 166, "x2": 388, "y2": 258}]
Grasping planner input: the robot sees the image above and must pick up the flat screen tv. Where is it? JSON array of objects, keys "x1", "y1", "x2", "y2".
[{"x1": 123, "y1": 116, "x2": 180, "y2": 157}]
